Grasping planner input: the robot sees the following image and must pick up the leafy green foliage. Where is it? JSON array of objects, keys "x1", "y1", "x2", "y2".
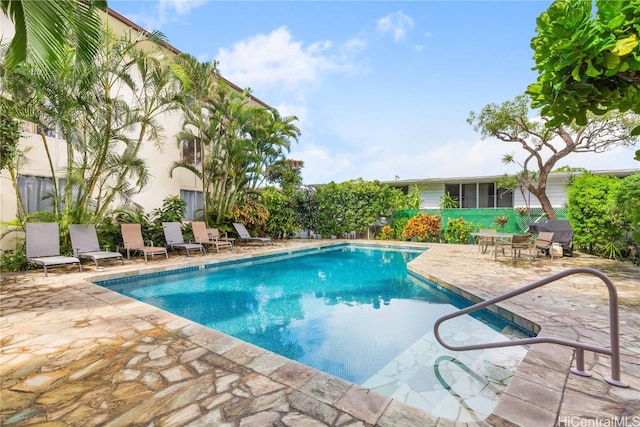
[
  {"x1": 1, "y1": 0, "x2": 107, "y2": 75},
  {"x1": 293, "y1": 186, "x2": 319, "y2": 234},
  {"x1": 262, "y1": 186, "x2": 298, "y2": 239},
  {"x1": 0, "y1": 102, "x2": 21, "y2": 172},
  {"x1": 401, "y1": 212, "x2": 442, "y2": 242},
  {"x1": 439, "y1": 192, "x2": 459, "y2": 209},
  {"x1": 443, "y1": 218, "x2": 475, "y2": 244},
  {"x1": 614, "y1": 173, "x2": 640, "y2": 261},
  {"x1": 376, "y1": 225, "x2": 395, "y2": 241},
  {"x1": 0, "y1": 244, "x2": 33, "y2": 272},
  {"x1": 527, "y1": 0, "x2": 640, "y2": 152},
  {"x1": 231, "y1": 195, "x2": 269, "y2": 236},
  {"x1": 312, "y1": 179, "x2": 407, "y2": 237},
  {"x1": 154, "y1": 195, "x2": 187, "y2": 223},
  {"x1": 3, "y1": 29, "x2": 181, "y2": 225},
  {"x1": 615, "y1": 173, "x2": 640, "y2": 233},
  {"x1": 392, "y1": 217, "x2": 410, "y2": 240},
  {"x1": 600, "y1": 242, "x2": 622, "y2": 260},
  {"x1": 406, "y1": 185, "x2": 422, "y2": 209},
  {"x1": 172, "y1": 54, "x2": 301, "y2": 226},
  {"x1": 567, "y1": 174, "x2": 622, "y2": 256}
]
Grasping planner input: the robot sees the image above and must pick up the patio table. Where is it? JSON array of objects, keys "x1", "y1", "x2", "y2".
[{"x1": 471, "y1": 231, "x2": 514, "y2": 261}]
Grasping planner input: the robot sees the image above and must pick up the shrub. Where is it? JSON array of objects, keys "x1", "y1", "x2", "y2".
[
  {"x1": 615, "y1": 173, "x2": 640, "y2": 247},
  {"x1": 401, "y1": 212, "x2": 441, "y2": 242},
  {"x1": 392, "y1": 217, "x2": 409, "y2": 240},
  {"x1": 231, "y1": 196, "x2": 269, "y2": 236},
  {"x1": 376, "y1": 225, "x2": 395, "y2": 240},
  {"x1": 263, "y1": 186, "x2": 297, "y2": 239},
  {"x1": 568, "y1": 173, "x2": 621, "y2": 256},
  {"x1": 444, "y1": 218, "x2": 475, "y2": 244},
  {"x1": 494, "y1": 215, "x2": 509, "y2": 230},
  {"x1": 0, "y1": 245, "x2": 33, "y2": 272}
]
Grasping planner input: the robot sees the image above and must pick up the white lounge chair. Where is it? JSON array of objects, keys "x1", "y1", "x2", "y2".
[
  {"x1": 162, "y1": 222, "x2": 205, "y2": 256},
  {"x1": 232, "y1": 222, "x2": 273, "y2": 246},
  {"x1": 69, "y1": 224, "x2": 125, "y2": 268},
  {"x1": 25, "y1": 223, "x2": 82, "y2": 276}
]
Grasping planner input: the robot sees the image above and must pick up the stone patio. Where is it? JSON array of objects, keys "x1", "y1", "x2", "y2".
[{"x1": 1, "y1": 240, "x2": 639, "y2": 426}]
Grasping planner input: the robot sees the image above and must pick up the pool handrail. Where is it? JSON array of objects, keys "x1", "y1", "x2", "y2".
[{"x1": 433, "y1": 267, "x2": 628, "y2": 387}]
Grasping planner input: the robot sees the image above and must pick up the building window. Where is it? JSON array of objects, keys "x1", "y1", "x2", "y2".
[
  {"x1": 182, "y1": 140, "x2": 201, "y2": 166},
  {"x1": 17, "y1": 175, "x2": 56, "y2": 213},
  {"x1": 444, "y1": 182, "x2": 513, "y2": 208},
  {"x1": 496, "y1": 187, "x2": 513, "y2": 207},
  {"x1": 35, "y1": 125, "x2": 61, "y2": 139},
  {"x1": 478, "y1": 183, "x2": 495, "y2": 208},
  {"x1": 180, "y1": 190, "x2": 203, "y2": 220},
  {"x1": 461, "y1": 183, "x2": 476, "y2": 208}
]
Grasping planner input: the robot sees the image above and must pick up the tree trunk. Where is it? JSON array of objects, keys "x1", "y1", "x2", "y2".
[{"x1": 537, "y1": 192, "x2": 556, "y2": 220}]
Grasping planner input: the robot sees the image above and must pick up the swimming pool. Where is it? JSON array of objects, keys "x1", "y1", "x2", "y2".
[{"x1": 99, "y1": 244, "x2": 530, "y2": 422}]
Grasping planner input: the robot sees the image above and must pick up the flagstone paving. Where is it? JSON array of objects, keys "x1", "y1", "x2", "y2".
[{"x1": 1, "y1": 240, "x2": 639, "y2": 426}]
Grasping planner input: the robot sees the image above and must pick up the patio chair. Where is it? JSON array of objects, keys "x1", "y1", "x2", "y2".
[
  {"x1": 534, "y1": 231, "x2": 555, "y2": 259},
  {"x1": 191, "y1": 221, "x2": 233, "y2": 253},
  {"x1": 477, "y1": 229, "x2": 497, "y2": 253},
  {"x1": 162, "y1": 222, "x2": 205, "y2": 256},
  {"x1": 508, "y1": 234, "x2": 532, "y2": 262},
  {"x1": 69, "y1": 224, "x2": 125, "y2": 268},
  {"x1": 25, "y1": 222, "x2": 82, "y2": 276},
  {"x1": 232, "y1": 222, "x2": 274, "y2": 246},
  {"x1": 121, "y1": 223, "x2": 168, "y2": 261}
]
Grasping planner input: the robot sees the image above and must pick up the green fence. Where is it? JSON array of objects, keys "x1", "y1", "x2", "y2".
[{"x1": 392, "y1": 208, "x2": 568, "y2": 234}]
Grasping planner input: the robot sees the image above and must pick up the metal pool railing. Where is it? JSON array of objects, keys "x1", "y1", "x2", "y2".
[{"x1": 433, "y1": 267, "x2": 628, "y2": 387}]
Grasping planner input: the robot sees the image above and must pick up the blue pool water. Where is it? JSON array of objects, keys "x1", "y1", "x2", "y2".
[{"x1": 101, "y1": 246, "x2": 528, "y2": 387}]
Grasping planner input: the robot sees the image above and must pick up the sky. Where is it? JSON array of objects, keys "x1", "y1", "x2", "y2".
[{"x1": 110, "y1": 0, "x2": 640, "y2": 185}]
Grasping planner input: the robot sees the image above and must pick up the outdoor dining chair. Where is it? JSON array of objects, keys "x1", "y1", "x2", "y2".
[{"x1": 534, "y1": 231, "x2": 555, "y2": 259}]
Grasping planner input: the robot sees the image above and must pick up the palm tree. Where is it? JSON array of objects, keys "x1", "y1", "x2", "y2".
[
  {"x1": 1, "y1": 0, "x2": 107, "y2": 75},
  {"x1": 245, "y1": 108, "x2": 301, "y2": 190},
  {"x1": 171, "y1": 54, "x2": 219, "y2": 223},
  {"x1": 2, "y1": 28, "x2": 180, "y2": 225}
]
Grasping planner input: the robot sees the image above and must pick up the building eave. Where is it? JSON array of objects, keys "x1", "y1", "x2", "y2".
[{"x1": 381, "y1": 168, "x2": 639, "y2": 187}]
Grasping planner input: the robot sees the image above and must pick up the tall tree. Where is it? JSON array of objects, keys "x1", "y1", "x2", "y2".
[
  {"x1": 1, "y1": 0, "x2": 107, "y2": 75},
  {"x1": 245, "y1": 108, "x2": 300, "y2": 190},
  {"x1": 468, "y1": 95, "x2": 640, "y2": 220},
  {"x1": 170, "y1": 54, "x2": 219, "y2": 222},
  {"x1": 526, "y1": 0, "x2": 640, "y2": 159},
  {"x1": 2, "y1": 29, "x2": 180, "y2": 224}
]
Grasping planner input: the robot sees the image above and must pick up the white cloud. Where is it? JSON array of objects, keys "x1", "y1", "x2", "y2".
[
  {"x1": 161, "y1": 0, "x2": 205, "y2": 15},
  {"x1": 290, "y1": 144, "x2": 353, "y2": 184},
  {"x1": 126, "y1": 0, "x2": 205, "y2": 32},
  {"x1": 217, "y1": 27, "x2": 330, "y2": 95},
  {"x1": 216, "y1": 26, "x2": 366, "y2": 99},
  {"x1": 377, "y1": 11, "x2": 414, "y2": 42}
]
